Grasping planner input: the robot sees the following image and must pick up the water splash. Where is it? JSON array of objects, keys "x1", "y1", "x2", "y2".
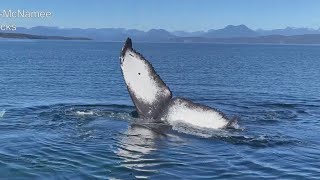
[
  {"x1": 11, "y1": 103, "x2": 299, "y2": 149},
  {"x1": 75, "y1": 110, "x2": 95, "y2": 116}
]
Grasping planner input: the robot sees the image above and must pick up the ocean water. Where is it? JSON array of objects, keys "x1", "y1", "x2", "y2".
[{"x1": 0, "y1": 41, "x2": 320, "y2": 179}]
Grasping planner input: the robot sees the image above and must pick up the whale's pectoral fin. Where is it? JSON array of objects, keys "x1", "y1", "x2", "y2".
[
  {"x1": 120, "y1": 38, "x2": 172, "y2": 119},
  {"x1": 160, "y1": 97, "x2": 230, "y2": 129}
]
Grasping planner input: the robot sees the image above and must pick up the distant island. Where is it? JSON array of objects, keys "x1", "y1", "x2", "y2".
[
  {"x1": 0, "y1": 32, "x2": 91, "y2": 40},
  {"x1": 2, "y1": 25, "x2": 320, "y2": 44}
]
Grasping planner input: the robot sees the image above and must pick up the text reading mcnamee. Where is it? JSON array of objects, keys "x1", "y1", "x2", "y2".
[{"x1": 0, "y1": 10, "x2": 52, "y2": 18}]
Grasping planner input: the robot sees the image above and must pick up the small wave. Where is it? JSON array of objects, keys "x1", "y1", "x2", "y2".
[
  {"x1": 262, "y1": 110, "x2": 298, "y2": 121},
  {"x1": 217, "y1": 134, "x2": 300, "y2": 148},
  {"x1": 170, "y1": 121, "x2": 298, "y2": 147},
  {"x1": 263, "y1": 102, "x2": 297, "y2": 109},
  {"x1": 0, "y1": 110, "x2": 5, "y2": 118},
  {"x1": 22, "y1": 103, "x2": 137, "y2": 123},
  {"x1": 64, "y1": 107, "x2": 134, "y2": 121}
]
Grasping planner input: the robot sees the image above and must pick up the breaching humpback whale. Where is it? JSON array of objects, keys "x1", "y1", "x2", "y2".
[{"x1": 120, "y1": 38, "x2": 236, "y2": 129}]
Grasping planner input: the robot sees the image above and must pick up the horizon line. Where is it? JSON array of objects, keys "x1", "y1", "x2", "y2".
[{"x1": 13, "y1": 24, "x2": 320, "y2": 32}]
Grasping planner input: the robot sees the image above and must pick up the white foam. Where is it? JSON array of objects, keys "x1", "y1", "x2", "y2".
[
  {"x1": 164, "y1": 100, "x2": 229, "y2": 129},
  {"x1": 0, "y1": 110, "x2": 5, "y2": 118},
  {"x1": 75, "y1": 110, "x2": 94, "y2": 116},
  {"x1": 121, "y1": 51, "x2": 169, "y2": 104}
]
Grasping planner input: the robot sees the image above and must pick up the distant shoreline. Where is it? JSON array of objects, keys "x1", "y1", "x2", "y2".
[
  {"x1": 2, "y1": 32, "x2": 320, "y2": 46},
  {"x1": 0, "y1": 32, "x2": 92, "y2": 40}
]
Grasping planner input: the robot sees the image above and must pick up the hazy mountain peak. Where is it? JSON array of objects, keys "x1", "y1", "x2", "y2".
[
  {"x1": 205, "y1": 24, "x2": 257, "y2": 38},
  {"x1": 148, "y1": 29, "x2": 170, "y2": 33},
  {"x1": 225, "y1": 24, "x2": 249, "y2": 29}
]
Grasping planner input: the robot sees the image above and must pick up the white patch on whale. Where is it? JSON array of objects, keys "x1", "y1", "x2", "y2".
[
  {"x1": 163, "y1": 98, "x2": 229, "y2": 129},
  {"x1": 121, "y1": 51, "x2": 160, "y2": 104}
]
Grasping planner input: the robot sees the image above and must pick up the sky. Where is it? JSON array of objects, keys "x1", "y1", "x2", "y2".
[{"x1": 0, "y1": 0, "x2": 320, "y2": 31}]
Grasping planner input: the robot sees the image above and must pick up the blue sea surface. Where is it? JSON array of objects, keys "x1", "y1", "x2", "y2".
[{"x1": 0, "y1": 41, "x2": 320, "y2": 179}]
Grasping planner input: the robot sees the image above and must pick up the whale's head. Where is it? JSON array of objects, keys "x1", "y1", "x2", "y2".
[{"x1": 119, "y1": 38, "x2": 172, "y2": 119}]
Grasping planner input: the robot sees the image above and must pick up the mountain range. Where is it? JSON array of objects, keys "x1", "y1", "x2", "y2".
[{"x1": 2, "y1": 25, "x2": 320, "y2": 44}]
